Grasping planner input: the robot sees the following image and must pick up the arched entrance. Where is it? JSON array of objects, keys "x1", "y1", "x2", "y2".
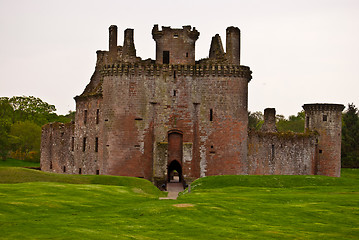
[
  {"x1": 168, "y1": 130, "x2": 183, "y2": 183},
  {"x1": 168, "y1": 160, "x2": 182, "y2": 182}
]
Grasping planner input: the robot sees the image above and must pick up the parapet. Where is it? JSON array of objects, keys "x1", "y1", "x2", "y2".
[{"x1": 302, "y1": 103, "x2": 345, "y2": 112}]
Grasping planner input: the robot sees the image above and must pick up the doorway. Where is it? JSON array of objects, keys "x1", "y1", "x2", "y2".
[{"x1": 167, "y1": 130, "x2": 183, "y2": 182}]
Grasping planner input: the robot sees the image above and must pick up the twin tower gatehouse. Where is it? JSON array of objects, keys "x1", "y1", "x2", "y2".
[{"x1": 40, "y1": 25, "x2": 344, "y2": 188}]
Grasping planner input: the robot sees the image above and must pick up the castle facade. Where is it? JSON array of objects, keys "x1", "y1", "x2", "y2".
[{"x1": 40, "y1": 25, "x2": 344, "y2": 188}]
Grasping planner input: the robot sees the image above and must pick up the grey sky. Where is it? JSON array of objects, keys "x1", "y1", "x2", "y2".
[{"x1": 0, "y1": 0, "x2": 358, "y2": 116}]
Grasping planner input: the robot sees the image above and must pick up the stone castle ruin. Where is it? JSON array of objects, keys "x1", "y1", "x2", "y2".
[{"x1": 40, "y1": 25, "x2": 344, "y2": 188}]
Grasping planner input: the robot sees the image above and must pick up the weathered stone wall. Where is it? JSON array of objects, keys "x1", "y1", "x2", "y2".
[
  {"x1": 248, "y1": 131, "x2": 317, "y2": 175},
  {"x1": 40, "y1": 122, "x2": 74, "y2": 173}
]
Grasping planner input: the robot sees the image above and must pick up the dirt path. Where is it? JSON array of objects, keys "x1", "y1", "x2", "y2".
[{"x1": 159, "y1": 182, "x2": 184, "y2": 200}]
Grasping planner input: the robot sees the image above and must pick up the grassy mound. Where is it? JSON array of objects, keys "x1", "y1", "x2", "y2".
[
  {"x1": 187, "y1": 169, "x2": 359, "y2": 192},
  {"x1": 0, "y1": 167, "x2": 163, "y2": 197},
  {"x1": 0, "y1": 168, "x2": 358, "y2": 239}
]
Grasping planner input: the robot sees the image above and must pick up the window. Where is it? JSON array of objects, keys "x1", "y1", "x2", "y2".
[
  {"x1": 186, "y1": 52, "x2": 189, "y2": 57},
  {"x1": 96, "y1": 170, "x2": 100, "y2": 175},
  {"x1": 319, "y1": 149, "x2": 323, "y2": 153},
  {"x1": 174, "y1": 70, "x2": 176, "y2": 79},
  {"x1": 210, "y1": 109, "x2": 213, "y2": 121},
  {"x1": 173, "y1": 90, "x2": 176, "y2": 97},
  {"x1": 306, "y1": 117, "x2": 309, "y2": 128},
  {"x1": 163, "y1": 51, "x2": 170, "y2": 64},
  {"x1": 96, "y1": 109, "x2": 100, "y2": 124},
  {"x1": 63, "y1": 166, "x2": 66, "y2": 173},
  {"x1": 174, "y1": 34, "x2": 178, "y2": 38},
  {"x1": 71, "y1": 137, "x2": 74, "y2": 151},
  {"x1": 323, "y1": 115, "x2": 327, "y2": 121},
  {"x1": 271, "y1": 144, "x2": 275, "y2": 161},
  {"x1": 79, "y1": 168, "x2": 82, "y2": 174},
  {"x1": 83, "y1": 137, "x2": 87, "y2": 152},
  {"x1": 95, "y1": 137, "x2": 98, "y2": 152},
  {"x1": 84, "y1": 110, "x2": 88, "y2": 124}
]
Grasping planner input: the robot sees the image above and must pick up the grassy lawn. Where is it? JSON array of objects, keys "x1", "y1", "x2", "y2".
[
  {"x1": 0, "y1": 168, "x2": 358, "y2": 239},
  {"x1": 0, "y1": 158, "x2": 40, "y2": 168}
]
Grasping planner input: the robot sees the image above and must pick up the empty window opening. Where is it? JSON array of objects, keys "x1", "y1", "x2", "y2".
[
  {"x1": 174, "y1": 70, "x2": 176, "y2": 79},
  {"x1": 83, "y1": 137, "x2": 87, "y2": 152},
  {"x1": 96, "y1": 109, "x2": 100, "y2": 124},
  {"x1": 61, "y1": 132, "x2": 64, "y2": 137},
  {"x1": 323, "y1": 115, "x2": 327, "y2": 121},
  {"x1": 50, "y1": 161, "x2": 52, "y2": 170},
  {"x1": 174, "y1": 34, "x2": 178, "y2": 38},
  {"x1": 186, "y1": 52, "x2": 189, "y2": 57},
  {"x1": 96, "y1": 170, "x2": 100, "y2": 175},
  {"x1": 163, "y1": 51, "x2": 170, "y2": 64},
  {"x1": 211, "y1": 145, "x2": 214, "y2": 149},
  {"x1": 210, "y1": 109, "x2": 213, "y2": 121},
  {"x1": 71, "y1": 137, "x2": 74, "y2": 151},
  {"x1": 135, "y1": 118, "x2": 143, "y2": 121},
  {"x1": 173, "y1": 90, "x2": 176, "y2": 96},
  {"x1": 319, "y1": 149, "x2": 323, "y2": 154},
  {"x1": 84, "y1": 110, "x2": 88, "y2": 124},
  {"x1": 63, "y1": 166, "x2": 66, "y2": 173},
  {"x1": 95, "y1": 137, "x2": 98, "y2": 152},
  {"x1": 306, "y1": 116, "x2": 309, "y2": 128},
  {"x1": 271, "y1": 144, "x2": 275, "y2": 161},
  {"x1": 79, "y1": 168, "x2": 82, "y2": 174},
  {"x1": 105, "y1": 119, "x2": 109, "y2": 122}
]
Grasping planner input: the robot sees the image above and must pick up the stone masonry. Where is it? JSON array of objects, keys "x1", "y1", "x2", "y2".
[{"x1": 40, "y1": 25, "x2": 344, "y2": 188}]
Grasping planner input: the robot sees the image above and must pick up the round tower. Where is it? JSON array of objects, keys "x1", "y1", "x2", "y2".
[
  {"x1": 302, "y1": 103, "x2": 345, "y2": 177},
  {"x1": 152, "y1": 25, "x2": 199, "y2": 65}
]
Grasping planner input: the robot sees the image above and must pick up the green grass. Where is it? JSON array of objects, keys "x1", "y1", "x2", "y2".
[
  {"x1": 0, "y1": 168, "x2": 358, "y2": 239},
  {"x1": 0, "y1": 158, "x2": 40, "y2": 167}
]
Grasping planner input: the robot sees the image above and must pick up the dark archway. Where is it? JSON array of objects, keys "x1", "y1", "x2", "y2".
[{"x1": 168, "y1": 160, "x2": 182, "y2": 183}]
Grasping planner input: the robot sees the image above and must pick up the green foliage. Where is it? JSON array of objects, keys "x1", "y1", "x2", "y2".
[
  {"x1": 0, "y1": 96, "x2": 74, "y2": 162},
  {"x1": 248, "y1": 111, "x2": 263, "y2": 130},
  {"x1": 341, "y1": 103, "x2": 359, "y2": 168},
  {"x1": 0, "y1": 168, "x2": 358, "y2": 239},
  {"x1": 276, "y1": 111, "x2": 305, "y2": 133}
]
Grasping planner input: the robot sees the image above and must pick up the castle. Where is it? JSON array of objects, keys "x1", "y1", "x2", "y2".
[{"x1": 40, "y1": 25, "x2": 344, "y2": 188}]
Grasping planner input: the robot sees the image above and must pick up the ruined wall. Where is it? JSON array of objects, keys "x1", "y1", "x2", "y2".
[
  {"x1": 248, "y1": 131, "x2": 317, "y2": 175},
  {"x1": 73, "y1": 96, "x2": 102, "y2": 175},
  {"x1": 40, "y1": 122, "x2": 74, "y2": 173}
]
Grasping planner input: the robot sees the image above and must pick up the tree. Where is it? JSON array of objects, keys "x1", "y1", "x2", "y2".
[
  {"x1": 276, "y1": 111, "x2": 305, "y2": 133},
  {"x1": 248, "y1": 111, "x2": 263, "y2": 130},
  {"x1": 10, "y1": 121, "x2": 41, "y2": 161},
  {"x1": 341, "y1": 103, "x2": 359, "y2": 168}
]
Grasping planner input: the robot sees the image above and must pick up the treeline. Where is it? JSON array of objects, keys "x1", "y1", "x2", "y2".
[
  {"x1": 248, "y1": 103, "x2": 359, "y2": 168},
  {"x1": 0, "y1": 96, "x2": 74, "y2": 162}
]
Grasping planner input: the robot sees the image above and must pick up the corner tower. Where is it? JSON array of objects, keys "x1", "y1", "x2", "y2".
[
  {"x1": 303, "y1": 103, "x2": 345, "y2": 177},
  {"x1": 152, "y1": 25, "x2": 199, "y2": 65}
]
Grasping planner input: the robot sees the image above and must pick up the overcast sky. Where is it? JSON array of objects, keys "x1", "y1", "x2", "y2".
[{"x1": 0, "y1": 0, "x2": 358, "y2": 117}]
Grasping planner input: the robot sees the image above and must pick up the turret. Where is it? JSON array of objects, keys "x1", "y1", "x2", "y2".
[
  {"x1": 226, "y1": 26, "x2": 240, "y2": 65},
  {"x1": 152, "y1": 25, "x2": 199, "y2": 65},
  {"x1": 303, "y1": 103, "x2": 345, "y2": 177}
]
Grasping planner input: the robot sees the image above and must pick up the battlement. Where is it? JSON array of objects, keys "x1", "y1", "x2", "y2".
[
  {"x1": 100, "y1": 63, "x2": 252, "y2": 79},
  {"x1": 302, "y1": 103, "x2": 345, "y2": 112}
]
